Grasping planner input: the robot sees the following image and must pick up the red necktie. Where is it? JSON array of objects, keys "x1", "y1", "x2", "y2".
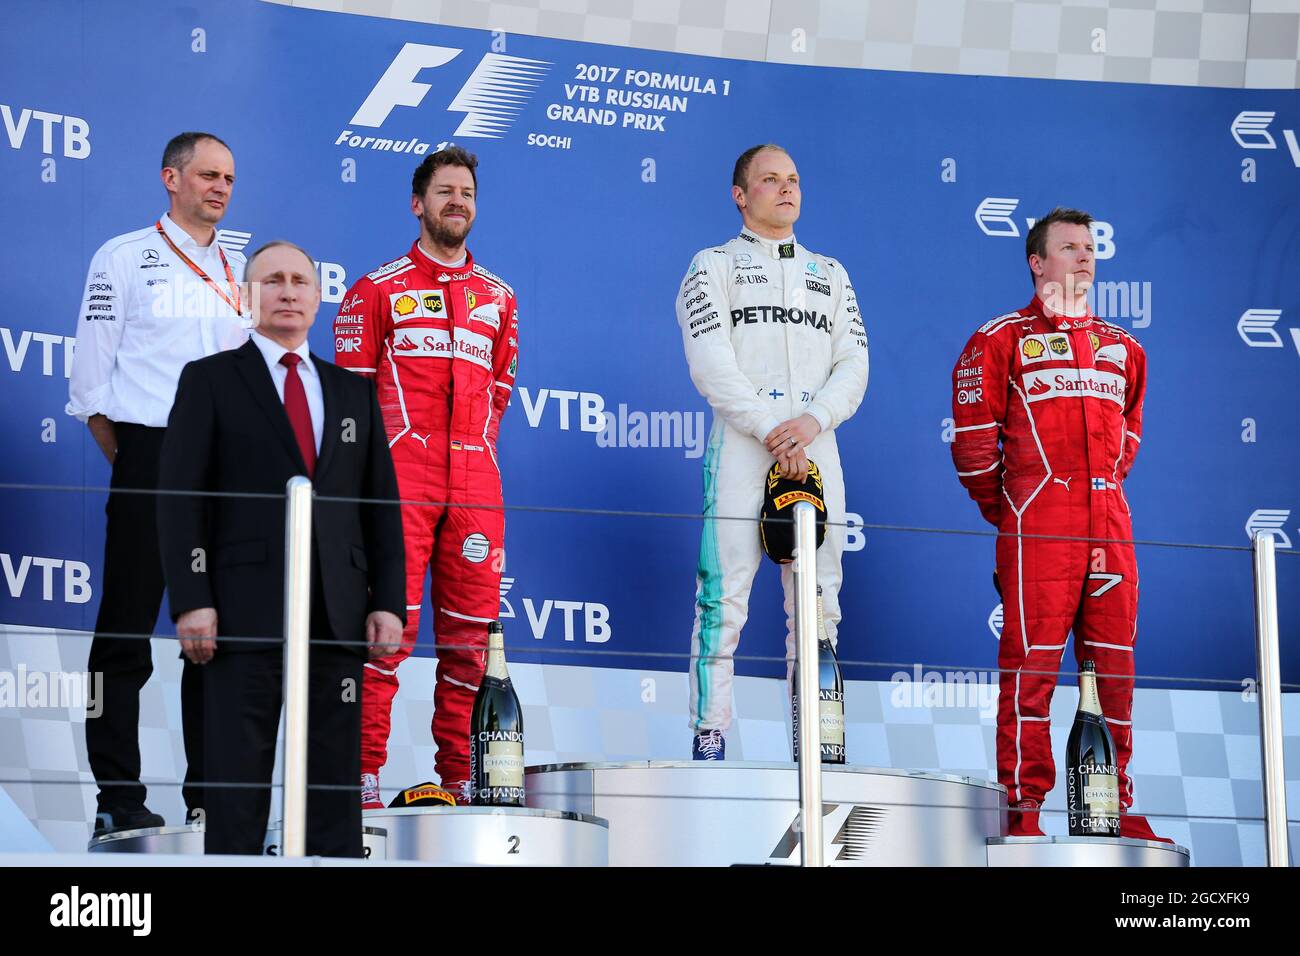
[{"x1": 280, "y1": 353, "x2": 316, "y2": 477}]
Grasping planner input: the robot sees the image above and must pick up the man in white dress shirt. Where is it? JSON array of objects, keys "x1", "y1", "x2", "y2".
[{"x1": 66, "y1": 131, "x2": 249, "y2": 836}]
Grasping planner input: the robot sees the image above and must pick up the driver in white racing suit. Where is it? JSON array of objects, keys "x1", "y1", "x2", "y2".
[{"x1": 676, "y1": 144, "x2": 869, "y2": 760}]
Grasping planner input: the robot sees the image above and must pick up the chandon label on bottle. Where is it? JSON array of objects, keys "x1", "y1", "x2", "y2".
[
  {"x1": 484, "y1": 746, "x2": 524, "y2": 788},
  {"x1": 1082, "y1": 772, "x2": 1119, "y2": 814},
  {"x1": 794, "y1": 689, "x2": 846, "y2": 761},
  {"x1": 1068, "y1": 762, "x2": 1120, "y2": 832},
  {"x1": 819, "y1": 694, "x2": 845, "y2": 746},
  {"x1": 471, "y1": 730, "x2": 525, "y2": 802}
]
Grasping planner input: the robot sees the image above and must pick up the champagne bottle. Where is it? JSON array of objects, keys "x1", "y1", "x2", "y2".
[
  {"x1": 469, "y1": 622, "x2": 525, "y2": 806},
  {"x1": 1066, "y1": 660, "x2": 1120, "y2": 837},
  {"x1": 792, "y1": 587, "x2": 846, "y2": 764}
]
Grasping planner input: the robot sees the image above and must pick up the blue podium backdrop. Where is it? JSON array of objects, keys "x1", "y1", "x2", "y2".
[{"x1": 1, "y1": 0, "x2": 1296, "y2": 689}]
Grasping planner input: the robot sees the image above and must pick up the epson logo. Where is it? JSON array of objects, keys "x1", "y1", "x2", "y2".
[
  {"x1": 1245, "y1": 509, "x2": 1293, "y2": 550},
  {"x1": 346, "y1": 43, "x2": 551, "y2": 141},
  {"x1": 1230, "y1": 110, "x2": 1300, "y2": 166},
  {"x1": 975, "y1": 198, "x2": 1116, "y2": 259},
  {"x1": 1238, "y1": 309, "x2": 1300, "y2": 356}
]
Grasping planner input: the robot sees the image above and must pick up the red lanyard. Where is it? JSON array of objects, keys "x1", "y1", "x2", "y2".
[{"x1": 154, "y1": 220, "x2": 242, "y2": 316}]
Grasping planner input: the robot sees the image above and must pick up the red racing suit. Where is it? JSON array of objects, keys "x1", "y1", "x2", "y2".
[
  {"x1": 950, "y1": 296, "x2": 1147, "y2": 812},
  {"x1": 335, "y1": 241, "x2": 518, "y2": 795}
]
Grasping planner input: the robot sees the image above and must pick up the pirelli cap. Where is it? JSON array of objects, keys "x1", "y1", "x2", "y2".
[
  {"x1": 389, "y1": 781, "x2": 457, "y2": 808},
  {"x1": 760, "y1": 459, "x2": 827, "y2": 564}
]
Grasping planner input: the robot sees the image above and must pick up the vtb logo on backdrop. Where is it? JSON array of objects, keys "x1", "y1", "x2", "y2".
[
  {"x1": 1238, "y1": 309, "x2": 1300, "y2": 358},
  {"x1": 1245, "y1": 509, "x2": 1293, "y2": 550},
  {"x1": 215, "y1": 229, "x2": 350, "y2": 306},
  {"x1": 974, "y1": 198, "x2": 1116, "y2": 259},
  {"x1": 1230, "y1": 111, "x2": 1300, "y2": 167},
  {"x1": 336, "y1": 43, "x2": 551, "y2": 152},
  {"x1": 1, "y1": 104, "x2": 90, "y2": 159}
]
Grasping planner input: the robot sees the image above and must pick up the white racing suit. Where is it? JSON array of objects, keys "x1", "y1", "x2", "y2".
[{"x1": 677, "y1": 228, "x2": 868, "y2": 733}]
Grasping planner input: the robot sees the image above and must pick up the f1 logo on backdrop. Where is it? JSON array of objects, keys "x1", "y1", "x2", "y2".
[
  {"x1": 1230, "y1": 111, "x2": 1300, "y2": 166},
  {"x1": 346, "y1": 42, "x2": 551, "y2": 141},
  {"x1": 1238, "y1": 309, "x2": 1300, "y2": 357},
  {"x1": 974, "y1": 198, "x2": 1115, "y2": 259},
  {"x1": 1245, "y1": 510, "x2": 1293, "y2": 550}
]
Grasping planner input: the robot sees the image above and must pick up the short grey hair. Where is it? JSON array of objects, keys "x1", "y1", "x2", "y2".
[{"x1": 244, "y1": 241, "x2": 318, "y2": 285}]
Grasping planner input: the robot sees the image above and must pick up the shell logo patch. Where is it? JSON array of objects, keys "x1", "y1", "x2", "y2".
[
  {"x1": 394, "y1": 294, "x2": 418, "y2": 317},
  {"x1": 1022, "y1": 339, "x2": 1045, "y2": 359}
]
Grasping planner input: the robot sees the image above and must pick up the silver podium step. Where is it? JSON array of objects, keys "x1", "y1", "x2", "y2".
[
  {"x1": 363, "y1": 806, "x2": 609, "y2": 865},
  {"x1": 526, "y1": 761, "x2": 1006, "y2": 866},
  {"x1": 89, "y1": 826, "x2": 203, "y2": 855},
  {"x1": 87, "y1": 824, "x2": 388, "y2": 858},
  {"x1": 987, "y1": 836, "x2": 1191, "y2": 867}
]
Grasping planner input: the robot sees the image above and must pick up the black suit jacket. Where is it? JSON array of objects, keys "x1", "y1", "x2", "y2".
[{"x1": 158, "y1": 338, "x2": 405, "y2": 653}]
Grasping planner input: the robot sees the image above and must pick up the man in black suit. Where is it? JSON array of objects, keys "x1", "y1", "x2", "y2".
[{"x1": 158, "y1": 241, "x2": 405, "y2": 856}]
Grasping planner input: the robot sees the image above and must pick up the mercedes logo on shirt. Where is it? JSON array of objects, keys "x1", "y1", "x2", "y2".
[{"x1": 141, "y1": 248, "x2": 160, "y2": 263}]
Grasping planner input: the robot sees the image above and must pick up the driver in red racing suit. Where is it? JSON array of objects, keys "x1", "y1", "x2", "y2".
[
  {"x1": 951, "y1": 208, "x2": 1168, "y2": 843},
  {"x1": 335, "y1": 148, "x2": 518, "y2": 806}
]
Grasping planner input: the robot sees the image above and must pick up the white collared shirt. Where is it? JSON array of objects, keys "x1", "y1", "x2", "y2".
[
  {"x1": 66, "y1": 212, "x2": 251, "y2": 427},
  {"x1": 249, "y1": 331, "x2": 323, "y2": 454},
  {"x1": 415, "y1": 242, "x2": 466, "y2": 269}
]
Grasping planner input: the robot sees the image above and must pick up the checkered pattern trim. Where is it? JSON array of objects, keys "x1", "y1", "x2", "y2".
[
  {"x1": 260, "y1": 0, "x2": 1300, "y2": 88},
  {"x1": 3, "y1": 625, "x2": 1295, "y2": 864}
]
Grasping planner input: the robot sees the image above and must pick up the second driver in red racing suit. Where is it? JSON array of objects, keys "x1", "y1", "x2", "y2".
[
  {"x1": 335, "y1": 149, "x2": 519, "y2": 805},
  {"x1": 950, "y1": 209, "x2": 1166, "y2": 842}
]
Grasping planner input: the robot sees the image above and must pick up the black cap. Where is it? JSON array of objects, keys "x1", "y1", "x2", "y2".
[
  {"x1": 388, "y1": 781, "x2": 456, "y2": 808},
  {"x1": 759, "y1": 459, "x2": 827, "y2": 564}
]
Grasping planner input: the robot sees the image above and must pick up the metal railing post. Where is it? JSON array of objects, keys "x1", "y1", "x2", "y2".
[
  {"x1": 1252, "y1": 530, "x2": 1289, "y2": 867},
  {"x1": 793, "y1": 501, "x2": 824, "y2": 868},
  {"x1": 281, "y1": 476, "x2": 313, "y2": 857}
]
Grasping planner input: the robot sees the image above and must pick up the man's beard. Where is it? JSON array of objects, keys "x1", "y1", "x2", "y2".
[{"x1": 423, "y1": 210, "x2": 472, "y2": 248}]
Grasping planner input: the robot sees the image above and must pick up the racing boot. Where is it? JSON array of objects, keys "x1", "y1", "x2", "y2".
[
  {"x1": 692, "y1": 729, "x2": 725, "y2": 761},
  {"x1": 1008, "y1": 799, "x2": 1044, "y2": 837},
  {"x1": 360, "y1": 773, "x2": 384, "y2": 811}
]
